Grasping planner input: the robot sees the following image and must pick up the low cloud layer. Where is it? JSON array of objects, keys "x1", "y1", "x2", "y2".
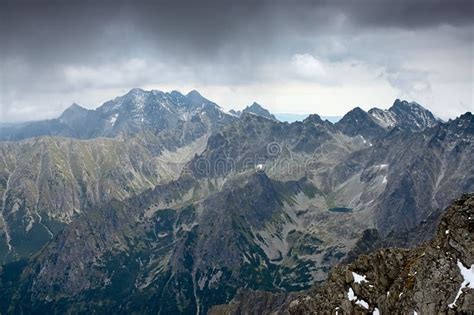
[{"x1": 1, "y1": 0, "x2": 473, "y2": 121}]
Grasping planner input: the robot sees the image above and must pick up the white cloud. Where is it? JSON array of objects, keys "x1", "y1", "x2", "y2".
[
  {"x1": 290, "y1": 54, "x2": 326, "y2": 79},
  {"x1": 63, "y1": 58, "x2": 151, "y2": 88}
]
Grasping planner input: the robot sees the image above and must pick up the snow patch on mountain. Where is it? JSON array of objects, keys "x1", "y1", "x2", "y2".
[
  {"x1": 369, "y1": 108, "x2": 398, "y2": 128},
  {"x1": 347, "y1": 286, "x2": 370, "y2": 310},
  {"x1": 352, "y1": 271, "x2": 368, "y2": 284},
  {"x1": 109, "y1": 113, "x2": 119, "y2": 126},
  {"x1": 449, "y1": 260, "x2": 474, "y2": 308}
]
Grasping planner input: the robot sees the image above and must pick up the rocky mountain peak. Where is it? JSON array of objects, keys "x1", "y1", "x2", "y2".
[
  {"x1": 126, "y1": 87, "x2": 146, "y2": 96},
  {"x1": 168, "y1": 89, "x2": 186, "y2": 99},
  {"x1": 186, "y1": 89, "x2": 203, "y2": 98},
  {"x1": 459, "y1": 111, "x2": 473, "y2": 120},
  {"x1": 247, "y1": 102, "x2": 264, "y2": 110},
  {"x1": 59, "y1": 103, "x2": 89, "y2": 123},
  {"x1": 450, "y1": 112, "x2": 473, "y2": 131},
  {"x1": 390, "y1": 98, "x2": 421, "y2": 110},
  {"x1": 241, "y1": 102, "x2": 278, "y2": 121},
  {"x1": 303, "y1": 113, "x2": 326, "y2": 125},
  {"x1": 391, "y1": 98, "x2": 408, "y2": 107},
  {"x1": 436, "y1": 112, "x2": 474, "y2": 142},
  {"x1": 69, "y1": 102, "x2": 85, "y2": 110},
  {"x1": 60, "y1": 102, "x2": 87, "y2": 115},
  {"x1": 335, "y1": 106, "x2": 386, "y2": 138},
  {"x1": 388, "y1": 99, "x2": 440, "y2": 131},
  {"x1": 186, "y1": 89, "x2": 207, "y2": 104},
  {"x1": 365, "y1": 99, "x2": 441, "y2": 134},
  {"x1": 338, "y1": 107, "x2": 373, "y2": 125},
  {"x1": 98, "y1": 88, "x2": 150, "y2": 114}
]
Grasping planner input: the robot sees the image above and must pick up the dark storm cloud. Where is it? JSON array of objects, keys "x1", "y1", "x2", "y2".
[
  {"x1": 333, "y1": 0, "x2": 473, "y2": 28},
  {"x1": 1, "y1": 0, "x2": 472, "y2": 62}
]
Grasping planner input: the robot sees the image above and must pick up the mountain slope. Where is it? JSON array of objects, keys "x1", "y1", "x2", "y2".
[
  {"x1": 210, "y1": 193, "x2": 474, "y2": 314},
  {"x1": 0, "y1": 172, "x2": 328, "y2": 314},
  {"x1": 372, "y1": 112, "x2": 473, "y2": 234},
  {"x1": 0, "y1": 116, "x2": 213, "y2": 263},
  {"x1": 289, "y1": 193, "x2": 474, "y2": 314}
]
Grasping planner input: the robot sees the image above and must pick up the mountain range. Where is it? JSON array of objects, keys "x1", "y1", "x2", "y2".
[
  {"x1": 0, "y1": 89, "x2": 235, "y2": 141},
  {"x1": 0, "y1": 88, "x2": 472, "y2": 314}
]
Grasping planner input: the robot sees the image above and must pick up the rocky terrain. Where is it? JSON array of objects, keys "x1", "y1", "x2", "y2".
[
  {"x1": 210, "y1": 193, "x2": 474, "y2": 314},
  {"x1": 0, "y1": 89, "x2": 472, "y2": 314},
  {"x1": 0, "y1": 132, "x2": 209, "y2": 263},
  {"x1": 0, "y1": 89, "x2": 236, "y2": 263}
]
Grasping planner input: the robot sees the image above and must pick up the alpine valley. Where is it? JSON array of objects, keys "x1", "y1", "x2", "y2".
[{"x1": 0, "y1": 89, "x2": 472, "y2": 314}]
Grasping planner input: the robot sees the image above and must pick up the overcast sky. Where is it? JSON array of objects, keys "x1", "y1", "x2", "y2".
[{"x1": 1, "y1": 0, "x2": 473, "y2": 122}]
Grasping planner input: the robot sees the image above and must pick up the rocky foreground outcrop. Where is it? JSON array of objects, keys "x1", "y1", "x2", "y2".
[{"x1": 210, "y1": 193, "x2": 474, "y2": 314}]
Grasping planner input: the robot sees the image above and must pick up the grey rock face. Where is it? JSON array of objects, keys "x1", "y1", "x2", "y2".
[{"x1": 373, "y1": 112, "x2": 474, "y2": 235}]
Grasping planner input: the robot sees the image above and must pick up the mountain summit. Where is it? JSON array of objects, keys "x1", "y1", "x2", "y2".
[
  {"x1": 58, "y1": 103, "x2": 89, "y2": 123},
  {"x1": 368, "y1": 99, "x2": 440, "y2": 131},
  {"x1": 335, "y1": 106, "x2": 386, "y2": 139},
  {"x1": 242, "y1": 102, "x2": 278, "y2": 121},
  {"x1": 186, "y1": 89, "x2": 207, "y2": 104},
  {"x1": 229, "y1": 102, "x2": 278, "y2": 121},
  {"x1": 335, "y1": 100, "x2": 441, "y2": 140}
]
